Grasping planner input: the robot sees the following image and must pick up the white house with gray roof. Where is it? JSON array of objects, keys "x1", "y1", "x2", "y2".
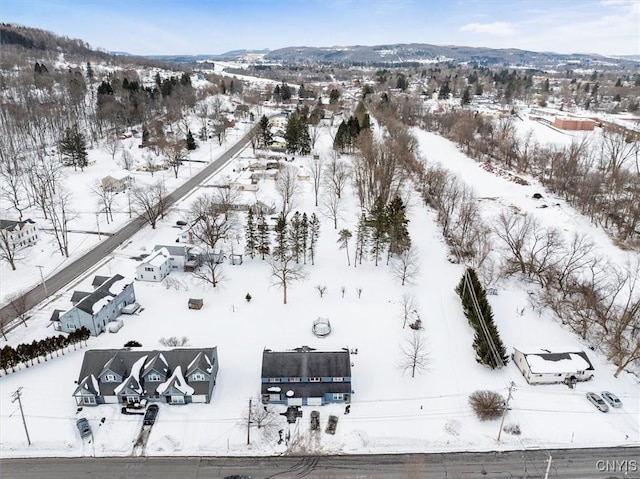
[
  {"x1": 513, "y1": 347, "x2": 595, "y2": 385},
  {"x1": 72, "y1": 348, "x2": 219, "y2": 406},
  {"x1": 136, "y1": 247, "x2": 171, "y2": 281},
  {"x1": 52, "y1": 275, "x2": 136, "y2": 336}
]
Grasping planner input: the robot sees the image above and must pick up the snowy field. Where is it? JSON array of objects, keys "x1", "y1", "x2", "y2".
[{"x1": 1, "y1": 114, "x2": 638, "y2": 459}]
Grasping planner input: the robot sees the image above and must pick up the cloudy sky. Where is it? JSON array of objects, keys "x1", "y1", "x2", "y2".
[{"x1": 3, "y1": 0, "x2": 639, "y2": 57}]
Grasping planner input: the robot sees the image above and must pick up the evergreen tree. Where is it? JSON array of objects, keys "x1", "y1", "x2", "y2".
[
  {"x1": 438, "y1": 82, "x2": 451, "y2": 100},
  {"x1": 245, "y1": 208, "x2": 258, "y2": 259},
  {"x1": 461, "y1": 86, "x2": 471, "y2": 105},
  {"x1": 369, "y1": 196, "x2": 389, "y2": 266},
  {"x1": 288, "y1": 211, "x2": 304, "y2": 263},
  {"x1": 257, "y1": 211, "x2": 270, "y2": 260},
  {"x1": 186, "y1": 130, "x2": 197, "y2": 150},
  {"x1": 259, "y1": 115, "x2": 273, "y2": 148},
  {"x1": 59, "y1": 124, "x2": 88, "y2": 171},
  {"x1": 337, "y1": 229, "x2": 353, "y2": 266},
  {"x1": 454, "y1": 268, "x2": 508, "y2": 369},
  {"x1": 386, "y1": 196, "x2": 410, "y2": 261},
  {"x1": 301, "y1": 212, "x2": 309, "y2": 265},
  {"x1": 308, "y1": 213, "x2": 320, "y2": 266},
  {"x1": 329, "y1": 88, "x2": 340, "y2": 104},
  {"x1": 280, "y1": 82, "x2": 292, "y2": 101},
  {"x1": 273, "y1": 212, "x2": 288, "y2": 261},
  {"x1": 86, "y1": 62, "x2": 94, "y2": 80},
  {"x1": 354, "y1": 213, "x2": 369, "y2": 266},
  {"x1": 285, "y1": 113, "x2": 302, "y2": 153},
  {"x1": 333, "y1": 120, "x2": 349, "y2": 152}
]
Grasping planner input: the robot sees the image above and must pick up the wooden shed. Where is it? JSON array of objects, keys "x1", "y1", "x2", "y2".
[{"x1": 188, "y1": 298, "x2": 203, "y2": 310}]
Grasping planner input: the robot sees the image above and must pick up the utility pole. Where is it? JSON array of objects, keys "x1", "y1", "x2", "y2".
[
  {"x1": 35, "y1": 265, "x2": 48, "y2": 297},
  {"x1": 544, "y1": 455, "x2": 552, "y2": 479},
  {"x1": 246, "y1": 398, "x2": 252, "y2": 445},
  {"x1": 95, "y1": 213, "x2": 101, "y2": 240},
  {"x1": 11, "y1": 387, "x2": 31, "y2": 446},
  {"x1": 497, "y1": 381, "x2": 515, "y2": 442}
]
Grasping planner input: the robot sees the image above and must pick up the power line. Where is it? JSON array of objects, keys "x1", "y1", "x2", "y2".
[{"x1": 11, "y1": 387, "x2": 31, "y2": 446}]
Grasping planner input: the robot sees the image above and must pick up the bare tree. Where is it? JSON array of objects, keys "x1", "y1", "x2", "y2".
[
  {"x1": 0, "y1": 153, "x2": 28, "y2": 218},
  {"x1": 494, "y1": 210, "x2": 534, "y2": 276},
  {"x1": 391, "y1": 245, "x2": 420, "y2": 286},
  {"x1": 321, "y1": 187, "x2": 345, "y2": 230},
  {"x1": 323, "y1": 152, "x2": 350, "y2": 200},
  {"x1": 90, "y1": 180, "x2": 119, "y2": 224},
  {"x1": 8, "y1": 292, "x2": 30, "y2": 326},
  {"x1": 400, "y1": 292, "x2": 418, "y2": 329},
  {"x1": 315, "y1": 284, "x2": 327, "y2": 298},
  {"x1": 243, "y1": 397, "x2": 280, "y2": 436},
  {"x1": 600, "y1": 125, "x2": 638, "y2": 180},
  {"x1": 189, "y1": 189, "x2": 239, "y2": 288},
  {"x1": 270, "y1": 254, "x2": 307, "y2": 304},
  {"x1": 0, "y1": 226, "x2": 22, "y2": 270},
  {"x1": 275, "y1": 164, "x2": 301, "y2": 218},
  {"x1": 130, "y1": 181, "x2": 167, "y2": 229},
  {"x1": 162, "y1": 138, "x2": 187, "y2": 179},
  {"x1": 44, "y1": 186, "x2": 75, "y2": 257},
  {"x1": 398, "y1": 330, "x2": 430, "y2": 378},
  {"x1": 103, "y1": 134, "x2": 122, "y2": 161},
  {"x1": 306, "y1": 157, "x2": 323, "y2": 207},
  {"x1": 120, "y1": 149, "x2": 135, "y2": 171}
]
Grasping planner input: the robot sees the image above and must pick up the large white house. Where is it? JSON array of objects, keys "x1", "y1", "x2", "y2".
[
  {"x1": 513, "y1": 347, "x2": 595, "y2": 385},
  {"x1": 0, "y1": 218, "x2": 39, "y2": 249},
  {"x1": 136, "y1": 247, "x2": 171, "y2": 282}
]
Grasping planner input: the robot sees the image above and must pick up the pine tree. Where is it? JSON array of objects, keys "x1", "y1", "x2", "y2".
[
  {"x1": 461, "y1": 86, "x2": 471, "y2": 105},
  {"x1": 259, "y1": 115, "x2": 273, "y2": 148},
  {"x1": 333, "y1": 120, "x2": 349, "y2": 152},
  {"x1": 273, "y1": 212, "x2": 288, "y2": 261},
  {"x1": 59, "y1": 124, "x2": 88, "y2": 171},
  {"x1": 369, "y1": 197, "x2": 389, "y2": 266},
  {"x1": 337, "y1": 229, "x2": 352, "y2": 266},
  {"x1": 454, "y1": 268, "x2": 508, "y2": 369},
  {"x1": 308, "y1": 213, "x2": 320, "y2": 266},
  {"x1": 245, "y1": 208, "x2": 258, "y2": 259},
  {"x1": 86, "y1": 62, "x2": 94, "y2": 80},
  {"x1": 257, "y1": 211, "x2": 271, "y2": 260},
  {"x1": 386, "y1": 196, "x2": 410, "y2": 262},
  {"x1": 354, "y1": 213, "x2": 369, "y2": 266},
  {"x1": 301, "y1": 212, "x2": 309, "y2": 265},
  {"x1": 186, "y1": 129, "x2": 197, "y2": 150},
  {"x1": 288, "y1": 211, "x2": 304, "y2": 263}
]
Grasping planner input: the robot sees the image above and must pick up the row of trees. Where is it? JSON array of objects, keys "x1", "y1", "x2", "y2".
[{"x1": 0, "y1": 327, "x2": 90, "y2": 374}]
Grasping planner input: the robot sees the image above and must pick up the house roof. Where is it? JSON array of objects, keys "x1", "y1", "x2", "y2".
[
  {"x1": 75, "y1": 348, "x2": 218, "y2": 398},
  {"x1": 0, "y1": 218, "x2": 36, "y2": 231},
  {"x1": 261, "y1": 347, "x2": 351, "y2": 379},
  {"x1": 515, "y1": 348, "x2": 595, "y2": 374},
  {"x1": 49, "y1": 309, "x2": 65, "y2": 322},
  {"x1": 70, "y1": 291, "x2": 91, "y2": 304},
  {"x1": 143, "y1": 247, "x2": 170, "y2": 267},
  {"x1": 91, "y1": 276, "x2": 111, "y2": 288},
  {"x1": 153, "y1": 245, "x2": 192, "y2": 257},
  {"x1": 72, "y1": 274, "x2": 130, "y2": 315}
]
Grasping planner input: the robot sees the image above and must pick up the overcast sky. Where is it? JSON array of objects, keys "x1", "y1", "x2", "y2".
[{"x1": 3, "y1": 0, "x2": 639, "y2": 57}]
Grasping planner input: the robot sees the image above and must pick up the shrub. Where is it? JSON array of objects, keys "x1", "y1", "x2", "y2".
[
  {"x1": 468, "y1": 390, "x2": 505, "y2": 421},
  {"x1": 503, "y1": 423, "x2": 521, "y2": 435},
  {"x1": 245, "y1": 293, "x2": 252, "y2": 302},
  {"x1": 124, "y1": 340, "x2": 142, "y2": 348},
  {"x1": 159, "y1": 336, "x2": 189, "y2": 347}
]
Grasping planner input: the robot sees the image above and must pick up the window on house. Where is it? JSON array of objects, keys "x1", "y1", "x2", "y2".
[
  {"x1": 268, "y1": 378, "x2": 281, "y2": 383},
  {"x1": 288, "y1": 377, "x2": 300, "y2": 383},
  {"x1": 309, "y1": 377, "x2": 321, "y2": 383},
  {"x1": 104, "y1": 374, "x2": 117, "y2": 382},
  {"x1": 147, "y1": 373, "x2": 161, "y2": 382},
  {"x1": 332, "y1": 377, "x2": 344, "y2": 382},
  {"x1": 332, "y1": 393, "x2": 343, "y2": 401},
  {"x1": 171, "y1": 395, "x2": 185, "y2": 404},
  {"x1": 191, "y1": 372, "x2": 205, "y2": 381},
  {"x1": 269, "y1": 393, "x2": 280, "y2": 401},
  {"x1": 144, "y1": 267, "x2": 153, "y2": 272},
  {"x1": 82, "y1": 395, "x2": 96, "y2": 405}
]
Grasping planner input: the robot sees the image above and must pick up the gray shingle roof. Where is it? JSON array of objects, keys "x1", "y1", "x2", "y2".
[
  {"x1": 261, "y1": 348, "x2": 351, "y2": 379},
  {"x1": 73, "y1": 274, "x2": 127, "y2": 314}
]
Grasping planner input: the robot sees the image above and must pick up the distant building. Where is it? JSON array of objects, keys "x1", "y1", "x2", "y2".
[
  {"x1": 0, "y1": 218, "x2": 39, "y2": 249},
  {"x1": 101, "y1": 174, "x2": 132, "y2": 193},
  {"x1": 261, "y1": 346, "x2": 352, "y2": 406},
  {"x1": 72, "y1": 347, "x2": 219, "y2": 406},
  {"x1": 553, "y1": 117, "x2": 595, "y2": 131},
  {"x1": 52, "y1": 275, "x2": 136, "y2": 336}
]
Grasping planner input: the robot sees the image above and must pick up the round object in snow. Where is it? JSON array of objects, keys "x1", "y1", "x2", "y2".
[
  {"x1": 286, "y1": 390, "x2": 294, "y2": 397},
  {"x1": 312, "y1": 317, "x2": 331, "y2": 337}
]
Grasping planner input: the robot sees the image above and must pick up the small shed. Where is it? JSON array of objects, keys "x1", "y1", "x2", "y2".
[
  {"x1": 188, "y1": 298, "x2": 203, "y2": 310},
  {"x1": 230, "y1": 254, "x2": 243, "y2": 265}
]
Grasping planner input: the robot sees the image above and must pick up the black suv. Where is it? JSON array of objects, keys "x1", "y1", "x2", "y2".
[{"x1": 143, "y1": 404, "x2": 159, "y2": 426}]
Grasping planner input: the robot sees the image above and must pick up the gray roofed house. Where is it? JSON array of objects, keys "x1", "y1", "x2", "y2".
[
  {"x1": 261, "y1": 346, "x2": 352, "y2": 406},
  {"x1": 52, "y1": 274, "x2": 136, "y2": 337},
  {"x1": 73, "y1": 347, "x2": 219, "y2": 406},
  {"x1": 0, "y1": 218, "x2": 39, "y2": 249},
  {"x1": 513, "y1": 347, "x2": 595, "y2": 385},
  {"x1": 152, "y1": 244, "x2": 197, "y2": 271}
]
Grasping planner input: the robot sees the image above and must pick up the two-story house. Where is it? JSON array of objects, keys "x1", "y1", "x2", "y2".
[
  {"x1": 53, "y1": 274, "x2": 136, "y2": 336},
  {"x1": 261, "y1": 346, "x2": 352, "y2": 406},
  {"x1": 136, "y1": 247, "x2": 171, "y2": 282},
  {"x1": 72, "y1": 347, "x2": 219, "y2": 406},
  {"x1": 0, "y1": 218, "x2": 39, "y2": 249}
]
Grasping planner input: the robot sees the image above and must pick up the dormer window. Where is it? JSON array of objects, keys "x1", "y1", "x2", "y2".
[
  {"x1": 147, "y1": 373, "x2": 161, "y2": 382},
  {"x1": 104, "y1": 374, "x2": 117, "y2": 382},
  {"x1": 191, "y1": 372, "x2": 205, "y2": 381}
]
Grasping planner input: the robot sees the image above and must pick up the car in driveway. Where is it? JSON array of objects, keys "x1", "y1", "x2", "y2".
[
  {"x1": 143, "y1": 404, "x2": 159, "y2": 426},
  {"x1": 601, "y1": 391, "x2": 622, "y2": 408},
  {"x1": 586, "y1": 392, "x2": 609, "y2": 412},
  {"x1": 76, "y1": 418, "x2": 92, "y2": 438}
]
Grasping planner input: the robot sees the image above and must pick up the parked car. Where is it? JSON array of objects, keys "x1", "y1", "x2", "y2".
[
  {"x1": 601, "y1": 391, "x2": 622, "y2": 408},
  {"x1": 76, "y1": 418, "x2": 92, "y2": 438},
  {"x1": 143, "y1": 404, "x2": 159, "y2": 426},
  {"x1": 586, "y1": 392, "x2": 609, "y2": 412}
]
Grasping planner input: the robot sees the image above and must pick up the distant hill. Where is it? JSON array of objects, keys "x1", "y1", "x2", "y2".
[{"x1": 263, "y1": 43, "x2": 635, "y2": 69}]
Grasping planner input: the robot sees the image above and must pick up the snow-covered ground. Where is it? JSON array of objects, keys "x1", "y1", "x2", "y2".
[{"x1": 1, "y1": 113, "x2": 638, "y2": 459}]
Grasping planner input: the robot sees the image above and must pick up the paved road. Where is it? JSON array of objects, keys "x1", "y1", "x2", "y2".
[
  {"x1": 1, "y1": 447, "x2": 638, "y2": 478},
  {"x1": 0, "y1": 126, "x2": 254, "y2": 325}
]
